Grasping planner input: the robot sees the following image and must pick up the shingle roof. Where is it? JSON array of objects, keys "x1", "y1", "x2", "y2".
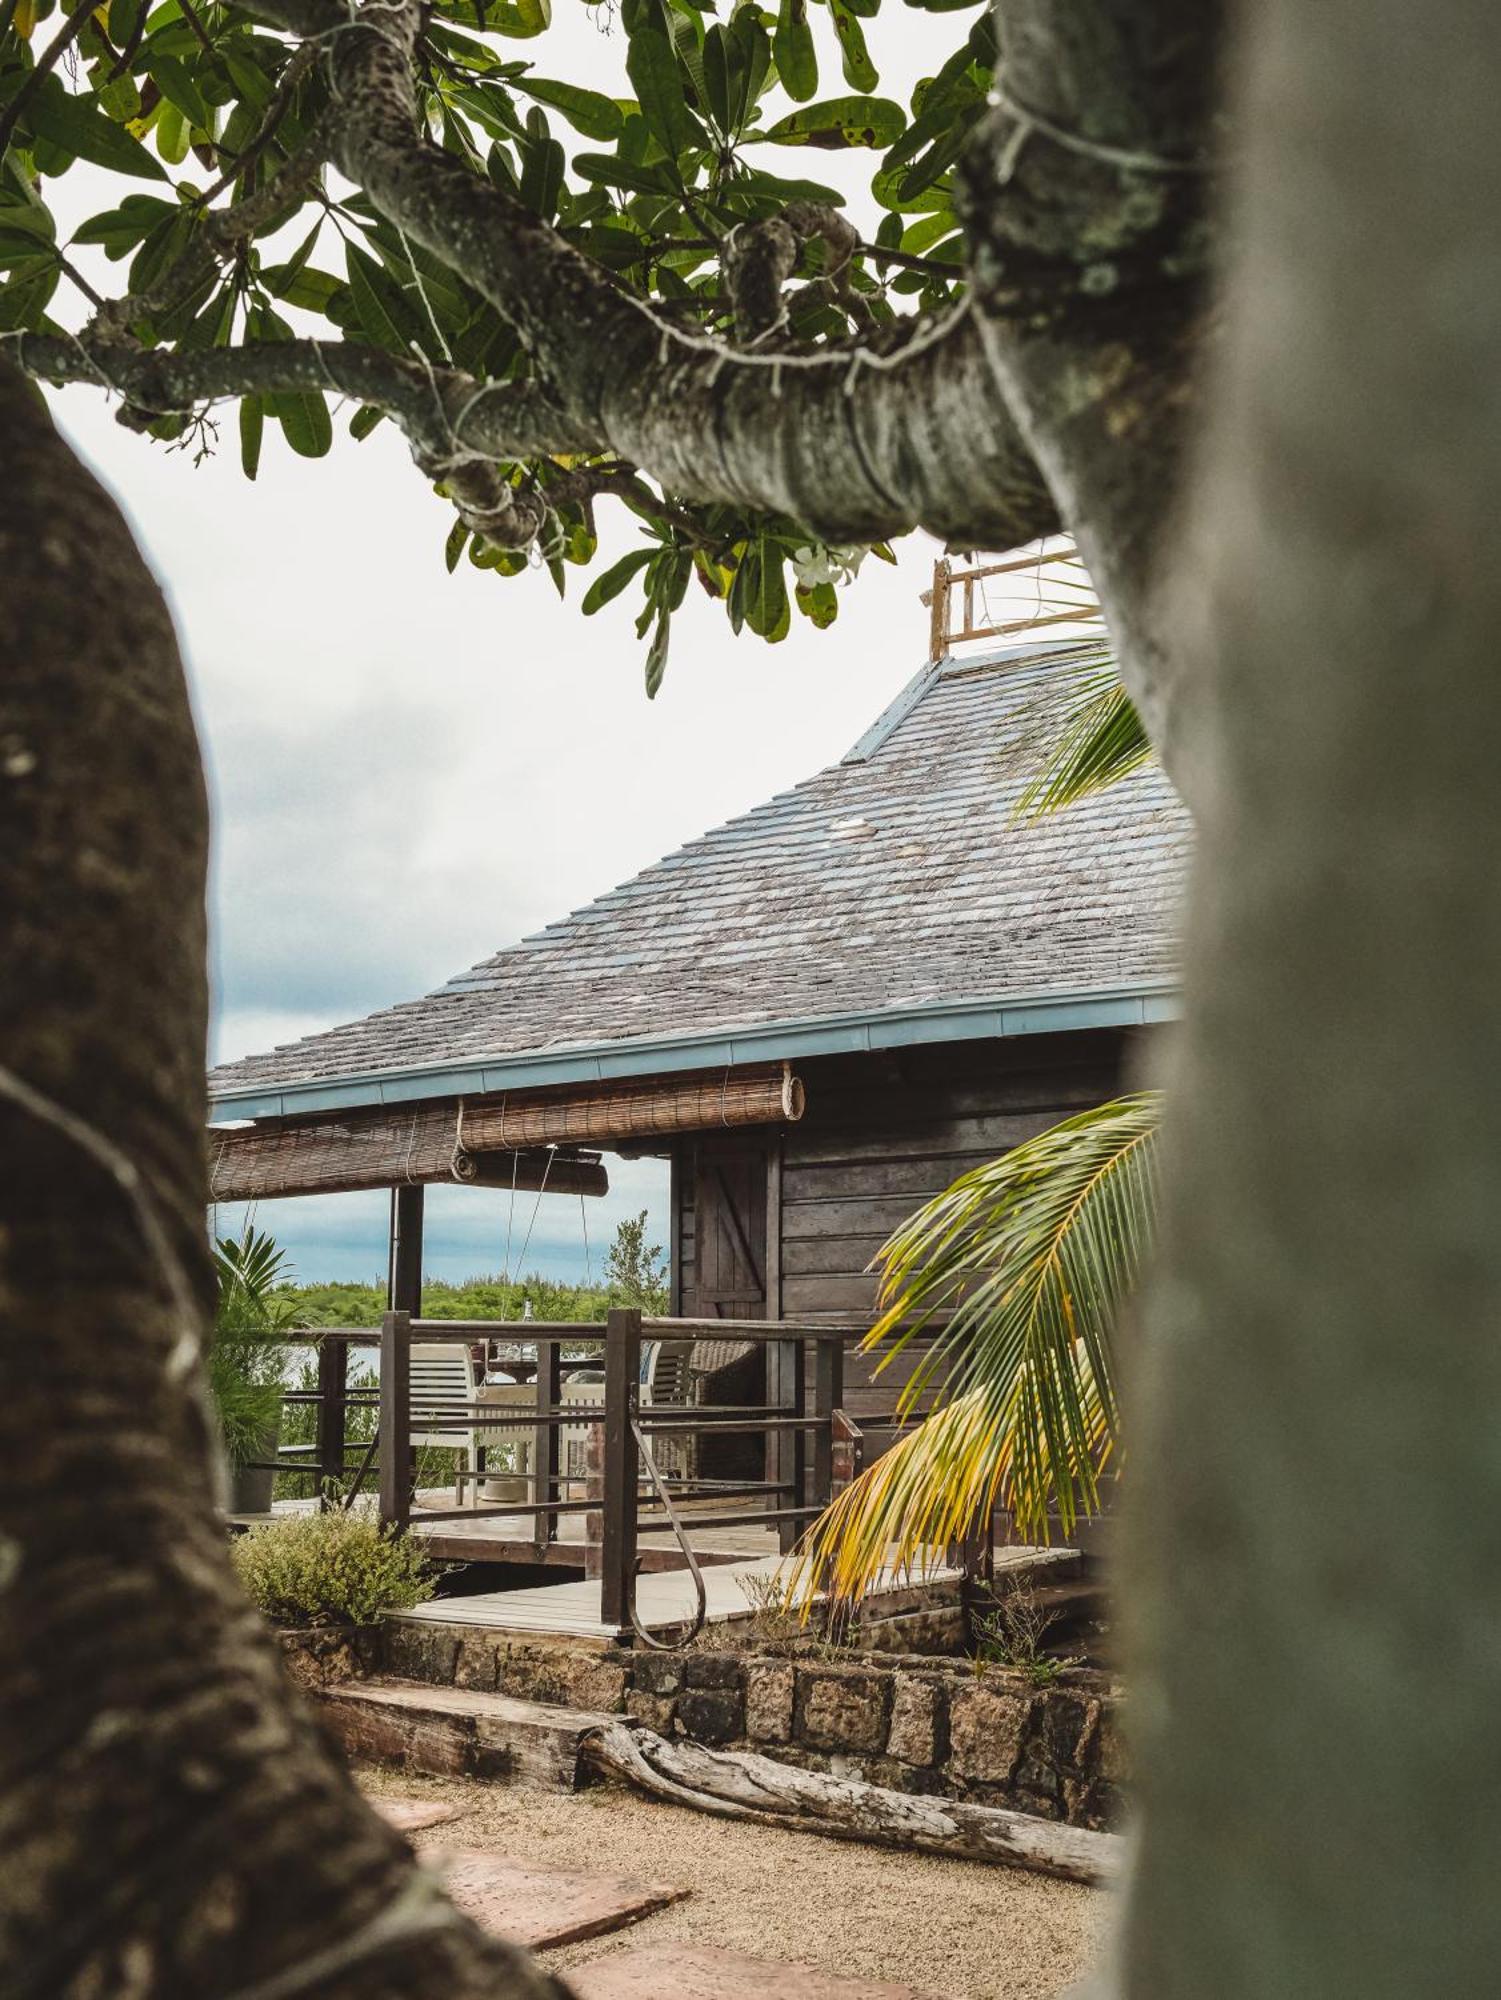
[{"x1": 209, "y1": 639, "x2": 1189, "y2": 1117}]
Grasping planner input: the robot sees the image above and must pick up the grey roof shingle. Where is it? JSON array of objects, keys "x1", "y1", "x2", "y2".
[{"x1": 209, "y1": 639, "x2": 1188, "y2": 1113}]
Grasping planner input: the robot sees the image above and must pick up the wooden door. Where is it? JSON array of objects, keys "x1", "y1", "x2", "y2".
[
  {"x1": 689, "y1": 1139, "x2": 771, "y2": 1319},
  {"x1": 682, "y1": 1137, "x2": 774, "y2": 1484}
]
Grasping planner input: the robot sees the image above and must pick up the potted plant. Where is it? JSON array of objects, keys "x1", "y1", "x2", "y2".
[{"x1": 209, "y1": 1226, "x2": 299, "y2": 1515}]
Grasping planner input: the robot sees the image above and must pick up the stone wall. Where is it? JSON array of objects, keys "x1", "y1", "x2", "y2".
[
  {"x1": 383, "y1": 1621, "x2": 1124, "y2": 1831},
  {"x1": 277, "y1": 1623, "x2": 381, "y2": 1689}
]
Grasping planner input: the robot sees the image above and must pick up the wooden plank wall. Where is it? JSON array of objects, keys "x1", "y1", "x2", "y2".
[{"x1": 671, "y1": 1027, "x2": 1146, "y2": 1438}]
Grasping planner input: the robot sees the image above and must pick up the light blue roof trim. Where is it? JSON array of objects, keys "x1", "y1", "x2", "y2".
[
  {"x1": 208, "y1": 980, "x2": 1180, "y2": 1123},
  {"x1": 841, "y1": 661, "x2": 940, "y2": 764}
]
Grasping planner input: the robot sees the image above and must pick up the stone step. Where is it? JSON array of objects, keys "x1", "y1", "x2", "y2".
[
  {"x1": 428, "y1": 1848, "x2": 687, "y2": 1949},
  {"x1": 317, "y1": 1677, "x2": 610, "y2": 1791},
  {"x1": 567, "y1": 1944, "x2": 936, "y2": 2000}
]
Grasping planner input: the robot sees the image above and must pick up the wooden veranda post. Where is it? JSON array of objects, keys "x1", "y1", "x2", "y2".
[
  {"x1": 767, "y1": 1334, "x2": 807, "y2": 1555},
  {"x1": 378, "y1": 1309, "x2": 412, "y2": 1532},
  {"x1": 601, "y1": 1307, "x2": 642, "y2": 1636},
  {"x1": 925, "y1": 558, "x2": 952, "y2": 663},
  {"x1": 387, "y1": 1184, "x2": 424, "y2": 1315},
  {"x1": 533, "y1": 1337, "x2": 561, "y2": 1548},
  {"x1": 314, "y1": 1334, "x2": 348, "y2": 1509},
  {"x1": 811, "y1": 1333, "x2": 845, "y2": 1517}
]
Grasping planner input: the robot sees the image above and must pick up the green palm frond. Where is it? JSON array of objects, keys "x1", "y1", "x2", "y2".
[
  {"x1": 213, "y1": 1225, "x2": 298, "y2": 1326},
  {"x1": 210, "y1": 1226, "x2": 300, "y2": 1467},
  {"x1": 1016, "y1": 662, "x2": 1153, "y2": 818},
  {"x1": 786, "y1": 1092, "x2": 1163, "y2": 1608}
]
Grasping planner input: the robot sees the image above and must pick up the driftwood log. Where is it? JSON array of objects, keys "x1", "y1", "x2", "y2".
[{"x1": 582, "y1": 1720, "x2": 1120, "y2": 1886}]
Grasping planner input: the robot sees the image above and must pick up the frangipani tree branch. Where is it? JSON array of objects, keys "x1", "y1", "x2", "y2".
[
  {"x1": 4, "y1": 0, "x2": 1219, "y2": 719},
  {"x1": 88, "y1": 123, "x2": 335, "y2": 344},
  {"x1": 241, "y1": 0, "x2": 1060, "y2": 552},
  {"x1": 10, "y1": 329, "x2": 597, "y2": 541}
]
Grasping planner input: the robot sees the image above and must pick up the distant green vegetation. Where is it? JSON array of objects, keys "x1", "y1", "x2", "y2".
[
  {"x1": 279, "y1": 1210, "x2": 670, "y2": 1327},
  {"x1": 280, "y1": 1272, "x2": 616, "y2": 1329}
]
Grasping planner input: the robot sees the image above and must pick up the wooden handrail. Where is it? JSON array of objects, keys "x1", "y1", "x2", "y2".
[{"x1": 921, "y1": 546, "x2": 1102, "y2": 663}]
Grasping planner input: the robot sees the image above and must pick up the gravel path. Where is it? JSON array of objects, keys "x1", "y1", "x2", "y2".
[{"x1": 359, "y1": 1767, "x2": 1105, "y2": 1999}]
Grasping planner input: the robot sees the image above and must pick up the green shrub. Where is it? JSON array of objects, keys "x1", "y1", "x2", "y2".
[{"x1": 230, "y1": 1511, "x2": 436, "y2": 1627}]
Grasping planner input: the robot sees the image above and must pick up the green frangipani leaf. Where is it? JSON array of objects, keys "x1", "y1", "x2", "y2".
[
  {"x1": 26, "y1": 75, "x2": 170, "y2": 181},
  {"x1": 345, "y1": 240, "x2": 420, "y2": 352},
  {"x1": 509, "y1": 74, "x2": 623, "y2": 141},
  {"x1": 148, "y1": 53, "x2": 212, "y2": 134},
  {"x1": 773, "y1": 0, "x2": 818, "y2": 105},
  {"x1": 828, "y1": 1, "x2": 878, "y2": 93},
  {"x1": 73, "y1": 193, "x2": 176, "y2": 257},
  {"x1": 758, "y1": 95, "x2": 905, "y2": 150},
  {"x1": 644, "y1": 610, "x2": 670, "y2": 698},
  {"x1": 625, "y1": 24, "x2": 706, "y2": 162},
  {"x1": 582, "y1": 547, "x2": 654, "y2": 614},
  {"x1": 154, "y1": 102, "x2": 193, "y2": 168},
  {"x1": 433, "y1": 0, "x2": 552, "y2": 38},
  {"x1": 275, "y1": 388, "x2": 333, "y2": 458}
]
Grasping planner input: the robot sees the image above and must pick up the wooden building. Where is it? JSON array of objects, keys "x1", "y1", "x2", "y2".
[{"x1": 209, "y1": 615, "x2": 1187, "y2": 1456}]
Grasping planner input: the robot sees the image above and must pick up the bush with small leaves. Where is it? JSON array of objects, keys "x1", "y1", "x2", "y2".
[{"x1": 230, "y1": 1511, "x2": 435, "y2": 1629}]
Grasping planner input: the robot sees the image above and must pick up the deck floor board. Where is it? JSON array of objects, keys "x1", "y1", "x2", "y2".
[{"x1": 396, "y1": 1554, "x2": 969, "y2": 1639}]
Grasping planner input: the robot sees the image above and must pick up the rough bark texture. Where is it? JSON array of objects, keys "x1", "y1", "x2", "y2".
[
  {"x1": 1123, "y1": 4, "x2": 1501, "y2": 1994},
  {"x1": 0, "y1": 362, "x2": 567, "y2": 1997}
]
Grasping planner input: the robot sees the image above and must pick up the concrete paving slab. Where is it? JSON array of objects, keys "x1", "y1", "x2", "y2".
[
  {"x1": 372, "y1": 1796, "x2": 464, "y2": 1833},
  {"x1": 425, "y1": 1847, "x2": 689, "y2": 1949}
]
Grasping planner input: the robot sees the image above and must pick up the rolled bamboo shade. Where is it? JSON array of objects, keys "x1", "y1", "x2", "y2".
[{"x1": 208, "y1": 1063, "x2": 802, "y2": 1202}]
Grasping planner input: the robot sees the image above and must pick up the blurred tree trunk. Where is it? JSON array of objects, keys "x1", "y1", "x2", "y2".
[
  {"x1": 0, "y1": 364, "x2": 566, "y2": 1998},
  {"x1": 1124, "y1": 3, "x2": 1501, "y2": 1993}
]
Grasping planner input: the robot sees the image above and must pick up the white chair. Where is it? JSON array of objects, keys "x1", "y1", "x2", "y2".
[
  {"x1": 559, "y1": 1375, "x2": 607, "y2": 1493},
  {"x1": 641, "y1": 1339, "x2": 695, "y2": 1482},
  {"x1": 410, "y1": 1343, "x2": 526, "y2": 1506},
  {"x1": 465, "y1": 1377, "x2": 537, "y2": 1507}
]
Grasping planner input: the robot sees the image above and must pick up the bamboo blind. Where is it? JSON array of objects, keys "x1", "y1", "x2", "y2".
[{"x1": 208, "y1": 1063, "x2": 802, "y2": 1201}]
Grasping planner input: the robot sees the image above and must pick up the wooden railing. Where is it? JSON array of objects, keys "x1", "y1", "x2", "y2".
[
  {"x1": 922, "y1": 547, "x2": 1098, "y2": 663},
  {"x1": 244, "y1": 1311, "x2": 888, "y2": 1641},
  {"x1": 372, "y1": 1307, "x2": 876, "y2": 1641}
]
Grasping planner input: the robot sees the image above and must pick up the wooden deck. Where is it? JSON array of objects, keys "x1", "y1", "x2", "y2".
[
  {"x1": 236, "y1": 1487, "x2": 1071, "y2": 1644},
  {"x1": 394, "y1": 1553, "x2": 966, "y2": 1643}
]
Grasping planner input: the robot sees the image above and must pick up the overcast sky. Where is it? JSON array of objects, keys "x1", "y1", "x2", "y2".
[{"x1": 43, "y1": 6, "x2": 1016, "y2": 1289}]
